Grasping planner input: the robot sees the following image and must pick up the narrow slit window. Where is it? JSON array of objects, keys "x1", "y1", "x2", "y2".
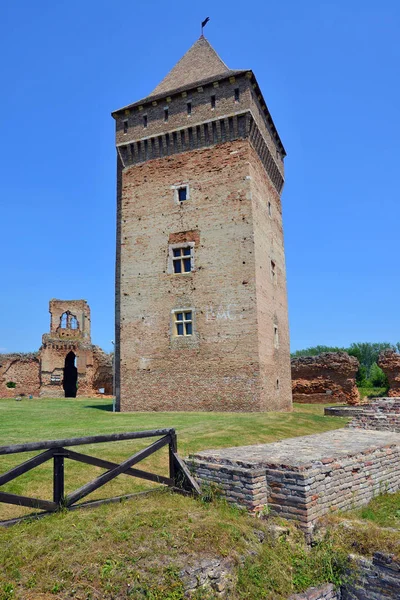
[
  {"x1": 164, "y1": 108, "x2": 169, "y2": 122},
  {"x1": 212, "y1": 121, "x2": 217, "y2": 143},
  {"x1": 268, "y1": 201, "x2": 272, "y2": 217},
  {"x1": 174, "y1": 310, "x2": 193, "y2": 336},
  {"x1": 274, "y1": 326, "x2": 279, "y2": 349},
  {"x1": 270, "y1": 260, "x2": 276, "y2": 283},
  {"x1": 143, "y1": 115, "x2": 148, "y2": 128},
  {"x1": 187, "y1": 101, "x2": 192, "y2": 116},
  {"x1": 234, "y1": 88, "x2": 240, "y2": 102},
  {"x1": 211, "y1": 95, "x2": 216, "y2": 109},
  {"x1": 123, "y1": 120, "x2": 128, "y2": 134},
  {"x1": 204, "y1": 123, "x2": 209, "y2": 144}
]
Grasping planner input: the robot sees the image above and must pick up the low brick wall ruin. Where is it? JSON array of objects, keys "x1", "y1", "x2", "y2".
[
  {"x1": 342, "y1": 552, "x2": 400, "y2": 599},
  {"x1": 289, "y1": 583, "x2": 338, "y2": 600},
  {"x1": 0, "y1": 353, "x2": 40, "y2": 398},
  {"x1": 187, "y1": 430, "x2": 400, "y2": 537},
  {"x1": 378, "y1": 350, "x2": 400, "y2": 397},
  {"x1": 291, "y1": 352, "x2": 360, "y2": 405},
  {"x1": 289, "y1": 554, "x2": 400, "y2": 599},
  {"x1": 348, "y1": 397, "x2": 400, "y2": 432}
]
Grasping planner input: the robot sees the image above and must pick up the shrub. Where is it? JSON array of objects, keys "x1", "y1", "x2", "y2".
[{"x1": 5, "y1": 381, "x2": 16, "y2": 389}]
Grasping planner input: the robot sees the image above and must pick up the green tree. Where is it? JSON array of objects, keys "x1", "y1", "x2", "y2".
[
  {"x1": 291, "y1": 345, "x2": 347, "y2": 358},
  {"x1": 369, "y1": 362, "x2": 388, "y2": 387},
  {"x1": 348, "y1": 342, "x2": 394, "y2": 378}
]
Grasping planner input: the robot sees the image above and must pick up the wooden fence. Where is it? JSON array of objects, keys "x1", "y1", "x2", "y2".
[{"x1": 0, "y1": 429, "x2": 200, "y2": 524}]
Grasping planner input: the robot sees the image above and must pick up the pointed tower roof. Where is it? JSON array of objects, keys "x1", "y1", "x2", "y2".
[{"x1": 151, "y1": 36, "x2": 233, "y2": 96}]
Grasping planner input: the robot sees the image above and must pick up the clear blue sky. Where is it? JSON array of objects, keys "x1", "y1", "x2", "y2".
[{"x1": 0, "y1": 0, "x2": 399, "y2": 354}]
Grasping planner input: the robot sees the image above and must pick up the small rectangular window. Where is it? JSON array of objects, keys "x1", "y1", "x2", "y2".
[
  {"x1": 123, "y1": 120, "x2": 128, "y2": 134},
  {"x1": 234, "y1": 88, "x2": 240, "y2": 102},
  {"x1": 187, "y1": 101, "x2": 192, "y2": 116},
  {"x1": 169, "y1": 243, "x2": 194, "y2": 274},
  {"x1": 143, "y1": 115, "x2": 148, "y2": 128},
  {"x1": 174, "y1": 310, "x2": 193, "y2": 336},
  {"x1": 211, "y1": 95, "x2": 216, "y2": 109},
  {"x1": 268, "y1": 201, "x2": 272, "y2": 217},
  {"x1": 164, "y1": 108, "x2": 169, "y2": 122},
  {"x1": 178, "y1": 186, "x2": 187, "y2": 202}
]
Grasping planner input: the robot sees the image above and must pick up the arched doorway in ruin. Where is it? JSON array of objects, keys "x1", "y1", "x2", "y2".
[{"x1": 63, "y1": 351, "x2": 78, "y2": 398}]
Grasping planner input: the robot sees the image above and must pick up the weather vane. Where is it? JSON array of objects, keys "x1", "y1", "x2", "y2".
[{"x1": 201, "y1": 17, "x2": 210, "y2": 36}]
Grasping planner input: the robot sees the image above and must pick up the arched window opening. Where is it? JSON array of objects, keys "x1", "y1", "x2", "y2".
[{"x1": 59, "y1": 311, "x2": 79, "y2": 330}]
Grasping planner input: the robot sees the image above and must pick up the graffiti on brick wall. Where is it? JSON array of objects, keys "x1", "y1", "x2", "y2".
[{"x1": 205, "y1": 304, "x2": 237, "y2": 321}]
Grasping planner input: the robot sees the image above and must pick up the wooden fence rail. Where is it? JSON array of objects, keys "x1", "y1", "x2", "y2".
[{"x1": 0, "y1": 429, "x2": 200, "y2": 525}]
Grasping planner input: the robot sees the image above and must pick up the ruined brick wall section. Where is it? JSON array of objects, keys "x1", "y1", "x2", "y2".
[
  {"x1": 0, "y1": 354, "x2": 40, "y2": 397},
  {"x1": 118, "y1": 139, "x2": 265, "y2": 411},
  {"x1": 92, "y1": 346, "x2": 113, "y2": 394},
  {"x1": 185, "y1": 458, "x2": 268, "y2": 511},
  {"x1": 348, "y1": 398, "x2": 400, "y2": 432},
  {"x1": 188, "y1": 443, "x2": 400, "y2": 536},
  {"x1": 49, "y1": 299, "x2": 91, "y2": 341},
  {"x1": 291, "y1": 352, "x2": 360, "y2": 405},
  {"x1": 289, "y1": 584, "x2": 339, "y2": 600},
  {"x1": 378, "y1": 350, "x2": 400, "y2": 396},
  {"x1": 250, "y1": 146, "x2": 292, "y2": 411},
  {"x1": 342, "y1": 553, "x2": 400, "y2": 599}
]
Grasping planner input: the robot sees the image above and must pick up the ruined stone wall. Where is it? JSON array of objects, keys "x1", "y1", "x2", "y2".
[
  {"x1": 289, "y1": 584, "x2": 339, "y2": 600},
  {"x1": 348, "y1": 398, "x2": 400, "y2": 432},
  {"x1": 187, "y1": 430, "x2": 400, "y2": 537},
  {"x1": 49, "y1": 299, "x2": 91, "y2": 340},
  {"x1": 342, "y1": 553, "x2": 400, "y2": 599},
  {"x1": 378, "y1": 350, "x2": 400, "y2": 396},
  {"x1": 291, "y1": 352, "x2": 360, "y2": 405},
  {"x1": 92, "y1": 346, "x2": 113, "y2": 395},
  {"x1": 0, "y1": 354, "x2": 40, "y2": 397}
]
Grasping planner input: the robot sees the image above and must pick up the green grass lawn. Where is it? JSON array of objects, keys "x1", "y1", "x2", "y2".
[
  {"x1": 0, "y1": 398, "x2": 351, "y2": 599},
  {"x1": 0, "y1": 397, "x2": 346, "y2": 521}
]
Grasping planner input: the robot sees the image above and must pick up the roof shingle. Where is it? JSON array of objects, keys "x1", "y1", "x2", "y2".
[{"x1": 151, "y1": 36, "x2": 234, "y2": 96}]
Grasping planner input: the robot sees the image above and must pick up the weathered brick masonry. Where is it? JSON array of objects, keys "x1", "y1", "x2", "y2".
[
  {"x1": 289, "y1": 583, "x2": 339, "y2": 600},
  {"x1": 291, "y1": 352, "x2": 360, "y2": 405},
  {"x1": 0, "y1": 353, "x2": 40, "y2": 397},
  {"x1": 187, "y1": 430, "x2": 400, "y2": 536},
  {"x1": 113, "y1": 36, "x2": 292, "y2": 412},
  {"x1": 378, "y1": 349, "x2": 400, "y2": 396},
  {"x1": 348, "y1": 397, "x2": 400, "y2": 432}
]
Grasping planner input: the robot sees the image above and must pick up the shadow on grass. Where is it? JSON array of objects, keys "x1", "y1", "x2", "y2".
[{"x1": 86, "y1": 403, "x2": 114, "y2": 412}]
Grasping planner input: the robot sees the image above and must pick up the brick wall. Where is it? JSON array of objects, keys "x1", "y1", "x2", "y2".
[
  {"x1": 348, "y1": 398, "x2": 400, "y2": 432},
  {"x1": 116, "y1": 134, "x2": 291, "y2": 412},
  {"x1": 291, "y1": 353, "x2": 360, "y2": 405},
  {"x1": 187, "y1": 430, "x2": 400, "y2": 536},
  {"x1": 342, "y1": 553, "x2": 400, "y2": 599},
  {"x1": 289, "y1": 584, "x2": 339, "y2": 600},
  {"x1": 0, "y1": 354, "x2": 40, "y2": 397}
]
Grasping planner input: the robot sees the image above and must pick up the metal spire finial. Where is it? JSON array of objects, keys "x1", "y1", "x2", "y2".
[{"x1": 201, "y1": 17, "x2": 210, "y2": 36}]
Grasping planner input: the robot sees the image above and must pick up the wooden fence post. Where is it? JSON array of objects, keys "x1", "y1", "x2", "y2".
[
  {"x1": 53, "y1": 449, "x2": 65, "y2": 508},
  {"x1": 169, "y1": 431, "x2": 177, "y2": 484}
]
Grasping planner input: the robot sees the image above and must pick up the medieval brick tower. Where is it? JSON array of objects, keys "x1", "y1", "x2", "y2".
[{"x1": 113, "y1": 36, "x2": 292, "y2": 412}]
